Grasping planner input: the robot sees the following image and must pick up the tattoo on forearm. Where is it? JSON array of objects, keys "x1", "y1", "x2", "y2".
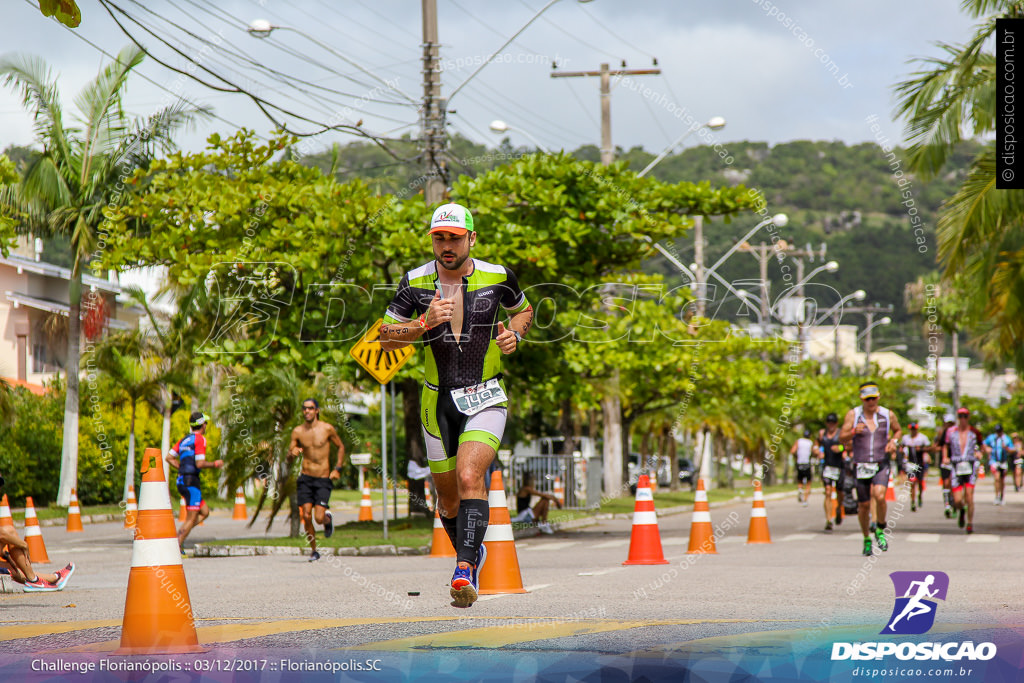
[{"x1": 522, "y1": 308, "x2": 534, "y2": 335}]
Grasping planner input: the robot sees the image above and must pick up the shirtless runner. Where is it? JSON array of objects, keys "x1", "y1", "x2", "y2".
[{"x1": 288, "y1": 398, "x2": 346, "y2": 562}]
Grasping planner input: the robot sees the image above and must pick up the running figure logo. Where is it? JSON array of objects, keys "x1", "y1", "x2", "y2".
[{"x1": 881, "y1": 571, "x2": 949, "y2": 635}]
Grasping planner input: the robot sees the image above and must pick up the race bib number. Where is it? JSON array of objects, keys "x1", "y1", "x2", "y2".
[
  {"x1": 823, "y1": 466, "x2": 841, "y2": 481},
  {"x1": 856, "y1": 462, "x2": 880, "y2": 479},
  {"x1": 1014, "y1": 458, "x2": 1023, "y2": 467},
  {"x1": 451, "y1": 378, "x2": 507, "y2": 416},
  {"x1": 954, "y1": 461, "x2": 974, "y2": 476}
]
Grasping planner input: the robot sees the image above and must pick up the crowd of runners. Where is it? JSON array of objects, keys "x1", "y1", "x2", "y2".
[{"x1": 793, "y1": 383, "x2": 1020, "y2": 555}]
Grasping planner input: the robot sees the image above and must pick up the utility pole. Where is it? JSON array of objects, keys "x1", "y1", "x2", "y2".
[
  {"x1": 551, "y1": 62, "x2": 661, "y2": 165},
  {"x1": 421, "y1": 0, "x2": 447, "y2": 206},
  {"x1": 834, "y1": 303, "x2": 892, "y2": 377}
]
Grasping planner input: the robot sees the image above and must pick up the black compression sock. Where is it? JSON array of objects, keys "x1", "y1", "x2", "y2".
[
  {"x1": 440, "y1": 514, "x2": 458, "y2": 550},
  {"x1": 877, "y1": 522, "x2": 886, "y2": 530},
  {"x1": 456, "y1": 499, "x2": 489, "y2": 566}
]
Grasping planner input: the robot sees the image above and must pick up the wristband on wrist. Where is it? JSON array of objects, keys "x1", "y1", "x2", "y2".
[
  {"x1": 418, "y1": 314, "x2": 430, "y2": 330},
  {"x1": 335, "y1": 466, "x2": 344, "y2": 473}
]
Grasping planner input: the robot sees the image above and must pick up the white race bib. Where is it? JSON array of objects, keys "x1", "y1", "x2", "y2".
[
  {"x1": 450, "y1": 378, "x2": 507, "y2": 416},
  {"x1": 954, "y1": 461, "x2": 974, "y2": 476},
  {"x1": 856, "y1": 462, "x2": 880, "y2": 479},
  {"x1": 823, "y1": 466, "x2": 841, "y2": 481}
]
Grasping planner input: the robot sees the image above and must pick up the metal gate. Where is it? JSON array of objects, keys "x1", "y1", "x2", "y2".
[{"x1": 508, "y1": 454, "x2": 585, "y2": 510}]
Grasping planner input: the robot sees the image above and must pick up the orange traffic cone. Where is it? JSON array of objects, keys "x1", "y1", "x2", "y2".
[
  {"x1": 124, "y1": 486, "x2": 137, "y2": 529},
  {"x1": 358, "y1": 485, "x2": 373, "y2": 522},
  {"x1": 179, "y1": 496, "x2": 187, "y2": 522},
  {"x1": 623, "y1": 474, "x2": 669, "y2": 565},
  {"x1": 479, "y1": 471, "x2": 528, "y2": 594},
  {"x1": 0, "y1": 494, "x2": 13, "y2": 528},
  {"x1": 114, "y1": 448, "x2": 204, "y2": 655},
  {"x1": 425, "y1": 483, "x2": 434, "y2": 512},
  {"x1": 232, "y1": 487, "x2": 247, "y2": 521},
  {"x1": 66, "y1": 488, "x2": 84, "y2": 532},
  {"x1": 687, "y1": 479, "x2": 717, "y2": 554},
  {"x1": 429, "y1": 508, "x2": 456, "y2": 557},
  {"x1": 885, "y1": 471, "x2": 896, "y2": 502},
  {"x1": 746, "y1": 479, "x2": 772, "y2": 544},
  {"x1": 23, "y1": 497, "x2": 50, "y2": 564},
  {"x1": 553, "y1": 475, "x2": 564, "y2": 506}
]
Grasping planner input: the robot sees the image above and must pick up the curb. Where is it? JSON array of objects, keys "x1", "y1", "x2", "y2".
[{"x1": 193, "y1": 543, "x2": 431, "y2": 558}]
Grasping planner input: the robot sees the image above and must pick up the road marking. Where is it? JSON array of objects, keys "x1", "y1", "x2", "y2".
[
  {"x1": 346, "y1": 618, "x2": 772, "y2": 651},
  {"x1": 779, "y1": 534, "x2": 816, "y2": 542},
  {"x1": 519, "y1": 541, "x2": 578, "y2": 552},
  {"x1": 592, "y1": 540, "x2": 625, "y2": 549},
  {"x1": 476, "y1": 583, "x2": 551, "y2": 602},
  {"x1": 965, "y1": 534, "x2": 1000, "y2": 543},
  {"x1": 718, "y1": 537, "x2": 744, "y2": 544},
  {"x1": 906, "y1": 533, "x2": 940, "y2": 543},
  {"x1": 43, "y1": 618, "x2": 459, "y2": 653},
  {"x1": 589, "y1": 567, "x2": 625, "y2": 576},
  {"x1": 0, "y1": 620, "x2": 119, "y2": 641},
  {"x1": 661, "y1": 537, "x2": 688, "y2": 546}
]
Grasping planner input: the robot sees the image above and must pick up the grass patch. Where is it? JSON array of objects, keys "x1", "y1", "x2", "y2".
[
  {"x1": 596, "y1": 482, "x2": 800, "y2": 515},
  {"x1": 203, "y1": 515, "x2": 434, "y2": 549}
]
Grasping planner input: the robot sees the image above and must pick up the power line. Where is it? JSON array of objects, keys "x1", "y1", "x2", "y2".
[
  {"x1": 97, "y1": 0, "x2": 406, "y2": 151},
  {"x1": 576, "y1": 2, "x2": 656, "y2": 60},
  {"x1": 27, "y1": 1, "x2": 258, "y2": 140},
  {"x1": 517, "y1": 0, "x2": 622, "y2": 61},
  {"x1": 446, "y1": 0, "x2": 552, "y2": 60}
]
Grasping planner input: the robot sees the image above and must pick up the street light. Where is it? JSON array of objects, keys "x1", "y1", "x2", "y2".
[
  {"x1": 246, "y1": 20, "x2": 418, "y2": 103},
  {"x1": 826, "y1": 289, "x2": 867, "y2": 378},
  {"x1": 638, "y1": 116, "x2": 726, "y2": 178},
  {"x1": 859, "y1": 315, "x2": 892, "y2": 373},
  {"x1": 489, "y1": 120, "x2": 552, "y2": 154}
]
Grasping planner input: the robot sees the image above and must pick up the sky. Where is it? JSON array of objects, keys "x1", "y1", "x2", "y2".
[{"x1": 0, "y1": 0, "x2": 977, "y2": 159}]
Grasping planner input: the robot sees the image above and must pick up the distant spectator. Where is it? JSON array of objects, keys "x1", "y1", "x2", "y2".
[
  {"x1": 0, "y1": 526, "x2": 74, "y2": 591},
  {"x1": 512, "y1": 472, "x2": 562, "y2": 534}
]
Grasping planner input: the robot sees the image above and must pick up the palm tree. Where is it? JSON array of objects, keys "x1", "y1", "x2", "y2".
[
  {"x1": 893, "y1": 0, "x2": 1024, "y2": 370},
  {"x1": 0, "y1": 45, "x2": 207, "y2": 504},
  {"x1": 87, "y1": 328, "x2": 189, "y2": 500}
]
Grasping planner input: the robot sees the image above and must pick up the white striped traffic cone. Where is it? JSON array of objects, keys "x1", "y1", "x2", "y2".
[
  {"x1": 66, "y1": 488, "x2": 84, "y2": 532},
  {"x1": 479, "y1": 470, "x2": 527, "y2": 594},
  {"x1": 124, "y1": 486, "x2": 137, "y2": 529},
  {"x1": 232, "y1": 487, "x2": 247, "y2": 521},
  {"x1": 687, "y1": 479, "x2": 717, "y2": 554},
  {"x1": 358, "y1": 485, "x2": 373, "y2": 521},
  {"x1": 623, "y1": 474, "x2": 668, "y2": 565},
  {"x1": 23, "y1": 497, "x2": 50, "y2": 564},
  {"x1": 553, "y1": 475, "x2": 564, "y2": 506},
  {"x1": 746, "y1": 479, "x2": 772, "y2": 544},
  {"x1": 114, "y1": 447, "x2": 204, "y2": 654}
]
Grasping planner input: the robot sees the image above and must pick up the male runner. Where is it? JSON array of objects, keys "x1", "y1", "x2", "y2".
[
  {"x1": 901, "y1": 422, "x2": 930, "y2": 512},
  {"x1": 1013, "y1": 433, "x2": 1024, "y2": 493},
  {"x1": 819, "y1": 413, "x2": 846, "y2": 530},
  {"x1": 982, "y1": 424, "x2": 1016, "y2": 505},
  {"x1": 840, "y1": 382, "x2": 901, "y2": 556},
  {"x1": 166, "y1": 412, "x2": 223, "y2": 555},
  {"x1": 791, "y1": 429, "x2": 817, "y2": 506},
  {"x1": 932, "y1": 413, "x2": 955, "y2": 517},
  {"x1": 288, "y1": 398, "x2": 345, "y2": 562},
  {"x1": 943, "y1": 407, "x2": 984, "y2": 533},
  {"x1": 379, "y1": 203, "x2": 532, "y2": 608}
]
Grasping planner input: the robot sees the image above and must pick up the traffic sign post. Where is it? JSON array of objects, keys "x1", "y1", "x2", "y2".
[{"x1": 350, "y1": 320, "x2": 415, "y2": 540}]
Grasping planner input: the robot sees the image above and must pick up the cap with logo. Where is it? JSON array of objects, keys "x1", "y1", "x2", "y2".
[
  {"x1": 995, "y1": 423, "x2": 1004, "y2": 432},
  {"x1": 826, "y1": 412, "x2": 838, "y2": 423},
  {"x1": 859, "y1": 384, "x2": 880, "y2": 399},
  {"x1": 189, "y1": 411, "x2": 209, "y2": 429},
  {"x1": 908, "y1": 422, "x2": 918, "y2": 429},
  {"x1": 428, "y1": 203, "x2": 475, "y2": 235},
  {"x1": 957, "y1": 407, "x2": 970, "y2": 416}
]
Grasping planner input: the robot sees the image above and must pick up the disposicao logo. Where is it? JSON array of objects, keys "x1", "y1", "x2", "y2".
[
  {"x1": 881, "y1": 571, "x2": 948, "y2": 635},
  {"x1": 831, "y1": 571, "x2": 997, "y2": 662}
]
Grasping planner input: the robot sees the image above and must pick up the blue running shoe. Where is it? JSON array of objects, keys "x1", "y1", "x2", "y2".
[
  {"x1": 450, "y1": 565, "x2": 476, "y2": 607},
  {"x1": 471, "y1": 544, "x2": 487, "y2": 590}
]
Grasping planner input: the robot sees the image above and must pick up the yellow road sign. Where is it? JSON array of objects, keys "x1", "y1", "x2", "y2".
[{"x1": 350, "y1": 318, "x2": 414, "y2": 384}]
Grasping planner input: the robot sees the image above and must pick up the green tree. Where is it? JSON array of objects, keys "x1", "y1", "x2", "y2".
[
  {"x1": 0, "y1": 45, "x2": 207, "y2": 505},
  {"x1": 894, "y1": 0, "x2": 1024, "y2": 369}
]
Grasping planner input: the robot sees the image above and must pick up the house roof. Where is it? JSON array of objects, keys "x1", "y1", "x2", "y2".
[
  {"x1": 3, "y1": 378, "x2": 47, "y2": 395},
  {"x1": 0, "y1": 254, "x2": 121, "y2": 294},
  {"x1": 5, "y1": 292, "x2": 132, "y2": 330}
]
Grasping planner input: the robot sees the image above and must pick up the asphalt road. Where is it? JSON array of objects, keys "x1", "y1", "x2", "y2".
[{"x1": 2, "y1": 476, "x2": 1022, "y2": 682}]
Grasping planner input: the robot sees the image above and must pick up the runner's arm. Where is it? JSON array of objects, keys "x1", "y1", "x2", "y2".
[
  {"x1": 288, "y1": 429, "x2": 302, "y2": 459},
  {"x1": 329, "y1": 426, "x2": 345, "y2": 480},
  {"x1": 839, "y1": 410, "x2": 856, "y2": 449}
]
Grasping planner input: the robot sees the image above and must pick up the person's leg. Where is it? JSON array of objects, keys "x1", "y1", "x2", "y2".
[
  {"x1": 197, "y1": 501, "x2": 211, "y2": 524},
  {"x1": 299, "y1": 502, "x2": 317, "y2": 554},
  {"x1": 857, "y1": 482, "x2": 871, "y2": 536},
  {"x1": 533, "y1": 497, "x2": 551, "y2": 523},
  {"x1": 823, "y1": 482, "x2": 833, "y2": 522},
  {"x1": 178, "y1": 508, "x2": 200, "y2": 548},
  {"x1": 966, "y1": 485, "x2": 975, "y2": 527},
  {"x1": 454, "y1": 440, "x2": 494, "y2": 567},
  {"x1": 313, "y1": 504, "x2": 327, "y2": 526}
]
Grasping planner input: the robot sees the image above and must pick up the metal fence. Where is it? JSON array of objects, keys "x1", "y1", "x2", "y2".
[{"x1": 507, "y1": 454, "x2": 588, "y2": 510}]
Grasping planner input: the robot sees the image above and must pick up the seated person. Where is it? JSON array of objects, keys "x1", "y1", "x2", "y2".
[
  {"x1": 511, "y1": 472, "x2": 562, "y2": 534},
  {"x1": 0, "y1": 525, "x2": 74, "y2": 591}
]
